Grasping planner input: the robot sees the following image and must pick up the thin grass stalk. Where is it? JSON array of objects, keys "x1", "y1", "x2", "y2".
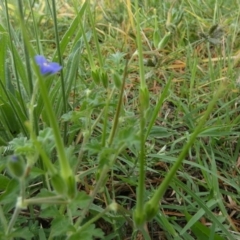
[
  {"x1": 207, "y1": 42, "x2": 215, "y2": 91},
  {"x1": 125, "y1": 0, "x2": 135, "y2": 32},
  {"x1": 45, "y1": 0, "x2": 52, "y2": 17},
  {"x1": 79, "y1": 20, "x2": 95, "y2": 69},
  {"x1": 233, "y1": 133, "x2": 240, "y2": 162},
  {"x1": 76, "y1": 205, "x2": 111, "y2": 236},
  {"x1": 175, "y1": 179, "x2": 235, "y2": 240},
  {"x1": 188, "y1": 54, "x2": 198, "y2": 104},
  {"x1": 17, "y1": 0, "x2": 33, "y2": 95},
  {"x1": 34, "y1": 69, "x2": 72, "y2": 180},
  {"x1": 6, "y1": 172, "x2": 27, "y2": 235},
  {"x1": 145, "y1": 77, "x2": 171, "y2": 139},
  {"x1": 143, "y1": 83, "x2": 225, "y2": 222},
  {"x1": 101, "y1": 103, "x2": 108, "y2": 147},
  {"x1": 51, "y1": 0, "x2": 68, "y2": 143},
  {"x1": 0, "y1": 205, "x2": 7, "y2": 233},
  {"x1": 28, "y1": 0, "x2": 41, "y2": 54},
  {"x1": 0, "y1": 80, "x2": 28, "y2": 136},
  {"x1": 134, "y1": 1, "x2": 146, "y2": 90},
  {"x1": 6, "y1": 205, "x2": 21, "y2": 235},
  {"x1": 134, "y1": 0, "x2": 148, "y2": 226},
  {"x1": 17, "y1": 0, "x2": 40, "y2": 136},
  {"x1": 208, "y1": 146, "x2": 238, "y2": 231},
  {"x1": 3, "y1": 0, "x2": 26, "y2": 116},
  {"x1": 86, "y1": 0, "x2": 104, "y2": 68},
  {"x1": 108, "y1": 61, "x2": 128, "y2": 146},
  {"x1": 26, "y1": 82, "x2": 56, "y2": 175}
]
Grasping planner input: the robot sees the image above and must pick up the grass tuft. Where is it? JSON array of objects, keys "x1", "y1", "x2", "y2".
[{"x1": 0, "y1": 0, "x2": 240, "y2": 239}]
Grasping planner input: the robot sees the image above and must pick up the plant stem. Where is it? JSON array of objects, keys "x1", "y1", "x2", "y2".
[
  {"x1": 134, "y1": 0, "x2": 149, "y2": 226},
  {"x1": 6, "y1": 205, "x2": 21, "y2": 235},
  {"x1": 36, "y1": 72, "x2": 72, "y2": 179},
  {"x1": 143, "y1": 84, "x2": 225, "y2": 221},
  {"x1": 86, "y1": 1, "x2": 104, "y2": 68},
  {"x1": 108, "y1": 61, "x2": 128, "y2": 146},
  {"x1": 51, "y1": 0, "x2": 68, "y2": 143}
]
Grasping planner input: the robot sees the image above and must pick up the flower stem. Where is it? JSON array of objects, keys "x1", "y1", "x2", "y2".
[{"x1": 36, "y1": 72, "x2": 72, "y2": 180}]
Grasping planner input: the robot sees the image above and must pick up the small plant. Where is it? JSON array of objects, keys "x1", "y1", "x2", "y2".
[{"x1": 0, "y1": 0, "x2": 239, "y2": 239}]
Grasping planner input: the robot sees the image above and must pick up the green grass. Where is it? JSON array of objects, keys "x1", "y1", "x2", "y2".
[{"x1": 0, "y1": 0, "x2": 240, "y2": 239}]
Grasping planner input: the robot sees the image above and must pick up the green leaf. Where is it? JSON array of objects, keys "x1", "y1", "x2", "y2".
[
  {"x1": 91, "y1": 69, "x2": 101, "y2": 85},
  {"x1": 0, "y1": 179, "x2": 18, "y2": 204},
  {"x1": 180, "y1": 199, "x2": 218, "y2": 235},
  {"x1": 50, "y1": 216, "x2": 71, "y2": 237},
  {"x1": 174, "y1": 179, "x2": 234, "y2": 240},
  {"x1": 149, "y1": 126, "x2": 173, "y2": 138},
  {"x1": 69, "y1": 191, "x2": 91, "y2": 213},
  {"x1": 155, "y1": 211, "x2": 180, "y2": 239},
  {"x1": 0, "y1": 174, "x2": 10, "y2": 191},
  {"x1": 38, "y1": 228, "x2": 47, "y2": 240},
  {"x1": 112, "y1": 72, "x2": 122, "y2": 89},
  {"x1": 101, "y1": 70, "x2": 108, "y2": 89},
  {"x1": 199, "y1": 127, "x2": 231, "y2": 137},
  {"x1": 52, "y1": 1, "x2": 87, "y2": 60},
  {"x1": 69, "y1": 224, "x2": 104, "y2": 240},
  {"x1": 0, "y1": 33, "x2": 8, "y2": 89},
  {"x1": 9, "y1": 136, "x2": 35, "y2": 156},
  {"x1": 29, "y1": 167, "x2": 45, "y2": 179},
  {"x1": 0, "y1": 91, "x2": 28, "y2": 136},
  {"x1": 10, "y1": 40, "x2": 29, "y2": 95},
  {"x1": 37, "y1": 128, "x2": 56, "y2": 154},
  {"x1": 185, "y1": 212, "x2": 225, "y2": 240},
  {"x1": 51, "y1": 173, "x2": 67, "y2": 196},
  {"x1": 55, "y1": 40, "x2": 81, "y2": 116},
  {"x1": 9, "y1": 227, "x2": 34, "y2": 240},
  {"x1": 0, "y1": 136, "x2": 8, "y2": 146},
  {"x1": 7, "y1": 155, "x2": 25, "y2": 178},
  {"x1": 0, "y1": 102, "x2": 20, "y2": 135},
  {"x1": 39, "y1": 206, "x2": 60, "y2": 218}
]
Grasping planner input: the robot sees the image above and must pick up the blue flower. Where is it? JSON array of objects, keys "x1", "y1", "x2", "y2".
[{"x1": 35, "y1": 55, "x2": 62, "y2": 75}]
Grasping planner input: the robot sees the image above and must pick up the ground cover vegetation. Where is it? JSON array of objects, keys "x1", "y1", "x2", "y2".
[{"x1": 0, "y1": 0, "x2": 240, "y2": 239}]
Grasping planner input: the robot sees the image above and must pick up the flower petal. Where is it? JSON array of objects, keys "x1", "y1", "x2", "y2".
[
  {"x1": 48, "y1": 62, "x2": 62, "y2": 74},
  {"x1": 35, "y1": 55, "x2": 47, "y2": 66},
  {"x1": 35, "y1": 55, "x2": 62, "y2": 75}
]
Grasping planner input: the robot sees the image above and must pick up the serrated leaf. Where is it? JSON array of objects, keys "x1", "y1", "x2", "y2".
[
  {"x1": 0, "y1": 179, "x2": 18, "y2": 204},
  {"x1": 39, "y1": 206, "x2": 60, "y2": 218},
  {"x1": 50, "y1": 216, "x2": 71, "y2": 237},
  {"x1": 69, "y1": 191, "x2": 91, "y2": 213},
  {"x1": 69, "y1": 224, "x2": 104, "y2": 240},
  {"x1": 9, "y1": 227, "x2": 34, "y2": 240}
]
